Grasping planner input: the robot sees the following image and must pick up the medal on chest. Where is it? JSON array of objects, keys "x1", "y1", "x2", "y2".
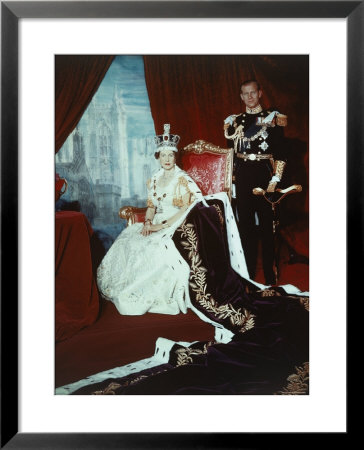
[{"x1": 239, "y1": 113, "x2": 270, "y2": 152}]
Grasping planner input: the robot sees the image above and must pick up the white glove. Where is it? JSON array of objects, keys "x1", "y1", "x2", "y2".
[{"x1": 270, "y1": 175, "x2": 281, "y2": 183}]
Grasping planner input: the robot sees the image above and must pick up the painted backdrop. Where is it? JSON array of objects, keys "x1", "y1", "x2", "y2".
[{"x1": 55, "y1": 56, "x2": 159, "y2": 247}]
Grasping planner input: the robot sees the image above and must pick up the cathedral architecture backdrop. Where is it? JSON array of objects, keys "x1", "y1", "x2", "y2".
[{"x1": 55, "y1": 56, "x2": 159, "y2": 245}]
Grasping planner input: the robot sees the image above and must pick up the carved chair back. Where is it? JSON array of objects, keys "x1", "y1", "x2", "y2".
[{"x1": 181, "y1": 140, "x2": 233, "y2": 200}]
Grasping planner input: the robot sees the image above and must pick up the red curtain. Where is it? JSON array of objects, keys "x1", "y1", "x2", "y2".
[
  {"x1": 55, "y1": 55, "x2": 115, "y2": 153},
  {"x1": 55, "y1": 211, "x2": 100, "y2": 342}
]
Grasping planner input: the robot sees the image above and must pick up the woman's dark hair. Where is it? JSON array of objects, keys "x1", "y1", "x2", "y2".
[{"x1": 154, "y1": 150, "x2": 179, "y2": 162}]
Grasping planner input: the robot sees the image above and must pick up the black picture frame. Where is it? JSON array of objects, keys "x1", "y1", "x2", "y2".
[{"x1": 1, "y1": 1, "x2": 358, "y2": 448}]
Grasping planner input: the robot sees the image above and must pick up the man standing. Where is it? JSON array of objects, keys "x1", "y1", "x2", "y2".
[{"x1": 224, "y1": 80, "x2": 287, "y2": 285}]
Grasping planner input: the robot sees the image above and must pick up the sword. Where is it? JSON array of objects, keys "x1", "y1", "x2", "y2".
[{"x1": 252, "y1": 184, "x2": 302, "y2": 284}]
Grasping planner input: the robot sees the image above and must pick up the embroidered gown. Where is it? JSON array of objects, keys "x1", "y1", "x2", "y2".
[{"x1": 97, "y1": 166, "x2": 203, "y2": 316}]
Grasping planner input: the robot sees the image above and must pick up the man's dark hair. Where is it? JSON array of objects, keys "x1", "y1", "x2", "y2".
[{"x1": 240, "y1": 80, "x2": 261, "y2": 92}]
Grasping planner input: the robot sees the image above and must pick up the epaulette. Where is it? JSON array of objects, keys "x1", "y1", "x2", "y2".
[{"x1": 224, "y1": 113, "x2": 239, "y2": 126}]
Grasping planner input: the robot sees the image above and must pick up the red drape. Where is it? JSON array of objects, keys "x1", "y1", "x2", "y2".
[
  {"x1": 55, "y1": 211, "x2": 100, "y2": 342},
  {"x1": 55, "y1": 55, "x2": 115, "y2": 153}
]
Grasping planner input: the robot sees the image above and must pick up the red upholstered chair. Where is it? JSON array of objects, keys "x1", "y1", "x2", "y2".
[
  {"x1": 181, "y1": 140, "x2": 233, "y2": 199},
  {"x1": 119, "y1": 140, "x2": 233, "y2": 225}
]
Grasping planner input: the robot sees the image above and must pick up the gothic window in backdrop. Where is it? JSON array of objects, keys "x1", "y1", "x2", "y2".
[{"x1": 55, "y1": 55, "x2": 159, "y2": 248}]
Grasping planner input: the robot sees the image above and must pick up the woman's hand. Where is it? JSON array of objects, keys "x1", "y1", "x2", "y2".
[
  {"x1": 141, "y1": 220, "x2": 152, "y2": 236},
  {"x1": 141, "y1": 202, "x2": 191, "y2": 236}
]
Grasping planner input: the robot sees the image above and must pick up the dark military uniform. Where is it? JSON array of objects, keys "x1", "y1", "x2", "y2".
[{"x1": 225, "y1": 108, "x2": 287, "y2": 285}]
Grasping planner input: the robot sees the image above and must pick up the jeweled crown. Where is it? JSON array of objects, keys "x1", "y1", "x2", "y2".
[{"x1": 154, "y1": 124, "x2": 180, "y2": 152}]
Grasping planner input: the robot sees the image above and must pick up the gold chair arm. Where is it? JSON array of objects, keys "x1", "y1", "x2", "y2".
[{"x1": 119, "y1": 206, "x2": 148, "y2": 227}]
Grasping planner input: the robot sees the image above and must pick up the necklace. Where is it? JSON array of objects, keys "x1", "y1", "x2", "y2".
[{"x1": 153, "y1": 177, "x2": 169, "y2": 213}]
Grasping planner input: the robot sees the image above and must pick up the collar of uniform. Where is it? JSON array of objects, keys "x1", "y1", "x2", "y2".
[{"x1": 246, "y1": 104, "x2": 263, "y2": 114}]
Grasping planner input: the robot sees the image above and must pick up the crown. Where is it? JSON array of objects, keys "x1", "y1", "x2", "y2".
[{"x1": 154, "y1": 124, "x2": 180, "y2": 152}]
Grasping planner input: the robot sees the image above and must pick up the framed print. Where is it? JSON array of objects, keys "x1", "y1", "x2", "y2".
[{"x1": 1, "y1": 0, "x2": 358, "y2": 447}]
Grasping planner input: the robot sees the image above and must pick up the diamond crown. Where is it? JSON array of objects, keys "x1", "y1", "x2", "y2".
[{"x1": 154, "y1": 124, "x2": 180, "y2": 151}]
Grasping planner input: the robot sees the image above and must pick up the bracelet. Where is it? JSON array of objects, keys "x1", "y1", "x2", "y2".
[
  {"x1": 144, "y1": 219, "x2": 152, "y2": 225},
  {"x1": 162, "y1": 220, "x2": 169, "y2": 229}
]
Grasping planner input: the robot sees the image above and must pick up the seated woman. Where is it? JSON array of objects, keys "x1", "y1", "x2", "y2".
[{"x1": 97, "y1": 124, "x2": 204, "y2": 316}]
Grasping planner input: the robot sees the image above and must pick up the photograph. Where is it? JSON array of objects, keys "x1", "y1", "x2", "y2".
[{"x1": 55, "y1": 54, "x2": 309, "y2": 396}]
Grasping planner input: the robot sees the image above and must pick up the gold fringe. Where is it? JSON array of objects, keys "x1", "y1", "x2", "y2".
[{"x1": 173, "y1": 176, "x2": 193, "y2": 208}]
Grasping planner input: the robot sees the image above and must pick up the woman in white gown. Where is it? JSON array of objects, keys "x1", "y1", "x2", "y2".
[{"x1": 97, "y1": 124, "x2": 204, "y2": 316}]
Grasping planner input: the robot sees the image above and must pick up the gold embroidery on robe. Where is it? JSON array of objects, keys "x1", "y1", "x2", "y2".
[
  {"x1": 275, "y1": 362, "x2": 309, "y2": 395},
  {"x1": 175, "y1": 341, "x2": 214, "y2": 367},
  {"x1": 212, "y1": 204, "x2": 224, "y2": 228},
  {"x1": 257, "y1": 288, "x2": 280, "y2": 297},
  {"x1": 299, "y1": 297, "x2": 309, "y2": 311},
  {"x1": 257, "y1": 289, "x2": 309, "y2": 312},
  {"x1": 92, "y1": 371, "x2": 168, "y2": 394},
  {"x1": 178, "y1": 221, "x2": 255, "y2": 334},
  {"x1": 92, "y1": 382, "x2": 121, "y2": 395}
]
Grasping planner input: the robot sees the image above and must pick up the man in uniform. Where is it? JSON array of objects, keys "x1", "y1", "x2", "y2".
[{"x1": 224, "y1": 79, "x2": 287, "y2": 285}]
